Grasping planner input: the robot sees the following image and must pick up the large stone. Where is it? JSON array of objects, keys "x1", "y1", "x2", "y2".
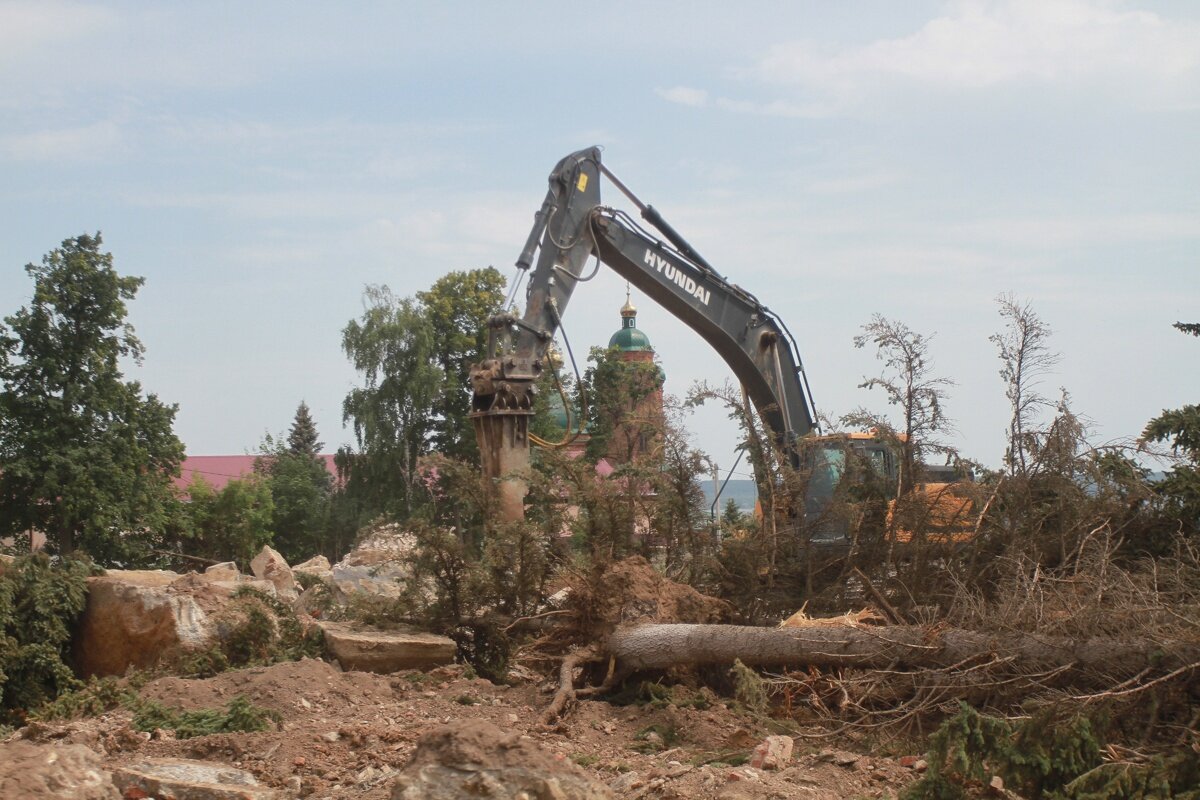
[
  {"x1": 390, "y1": 721, "x2": 613, "y2": 800},
  {"x1": 329, "y1": 562, "x2": 408, "y2": 599},
  {"x1": 202, "y1": 561, "x2": 240, "y2": 582},
  {"x1": 112, "y1": 758, "x2": 278, "y2": 800},
  {"x1": 204, "y1": 577, "x2": 278, "y2": 597},
  {"x1": 73, "y1": 569, "x2": 282, "y2": 677},
  {"x1": 328, "y1": 526, "x2": 423, "y2": 601},
  {"x1": 749, "y1": 736, "x2": 794, "y2": 770},
  {"x1": 293, "y1": 555, "x2": 331, "y2": 576},
  {"x1": 250, "y1": 545, "x2": 297, "y2": 600},
  {"x1": 344, "y1": 527, "x2": 419, "y2": 567},
  {"x1": 73, "y1": 570, "x2": 212, "y2": 677},
  {"x1": 319, "y1": 621, "x2": 455, "y2": 673},
  {"x1": 0, "y1": 741, "x2": 118, "y2": 799}
]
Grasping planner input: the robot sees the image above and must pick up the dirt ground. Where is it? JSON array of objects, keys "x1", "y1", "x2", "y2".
[{"x1": 9, "y1": 657, "x2": 922, "y2": 799}]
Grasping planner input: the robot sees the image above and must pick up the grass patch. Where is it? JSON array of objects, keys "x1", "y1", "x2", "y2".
[
  {"x1": 730, "y1": 659, "x2": 768, "y2": 715},
  {"x1": 32, "y1": 675, "x2": 145, "y2": 721},
  {"x1": 129, "y1": 695, "x2": 280, "y2": 739},
  {"x1": 608, "y1": 680, "x2": 713, "y2": 710},
  {"x1": 35, "y1": 680, "x2": 279, "y2": 740},
  {"x1": 632, "y1": 723, "x2": 680, "y2": 754},
  {"x1": 401, "y1": 671, "x2": 437, "y2": 686}
]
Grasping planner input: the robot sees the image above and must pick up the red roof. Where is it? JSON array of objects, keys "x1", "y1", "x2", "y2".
[{"x1": 175, "y1": 454, "x2": 338, "y2": 491}]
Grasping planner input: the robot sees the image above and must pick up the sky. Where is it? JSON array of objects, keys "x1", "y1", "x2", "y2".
[{"x1": 1, "y1": 0, "x2": 1197, "y2": 481}]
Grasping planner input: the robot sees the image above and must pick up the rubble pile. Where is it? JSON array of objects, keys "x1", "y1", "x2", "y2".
[
  {"x1": 72, "y1": 536, "x2": 455, "y2": 678},
  {"x1": 2, "y1": 544, "x2": 919, "y2": 799}
]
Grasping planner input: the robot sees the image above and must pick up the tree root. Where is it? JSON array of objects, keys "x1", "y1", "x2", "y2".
[{"x1": 539, "y1": 645, "x2": 603, "y2": 727}]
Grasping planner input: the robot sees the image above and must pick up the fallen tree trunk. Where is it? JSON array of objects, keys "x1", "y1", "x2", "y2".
[{"x1": 607, "y1": 623, "x2": 1200, "y2": 680}]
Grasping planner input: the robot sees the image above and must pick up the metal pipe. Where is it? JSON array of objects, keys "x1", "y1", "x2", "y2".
[{"x1": 710, "y1": 446, "x2": 747, "y2": 521}]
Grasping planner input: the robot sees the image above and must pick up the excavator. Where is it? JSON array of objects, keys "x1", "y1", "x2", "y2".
[{"x1": 469, "y1": 147, "x2": 971, "y2": 542}]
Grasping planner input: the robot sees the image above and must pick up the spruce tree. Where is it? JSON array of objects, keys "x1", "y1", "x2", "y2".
[
  {"x1": 287, "y1": 401, "x2": 323, "y2": 456},
  {"x1": 1142, "y1": 322, "x2": 1200, "y2": 532},
  {"x1": 259, "y1": 402, "x2": 333, "y2": 562}
]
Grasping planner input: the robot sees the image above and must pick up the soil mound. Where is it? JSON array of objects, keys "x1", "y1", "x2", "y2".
[
  {"x1": 140, "y1": 657, "x2": 397, "y2": 720},
  {"x1": 569, "y1": 557, "x2": 731, "y2": 637},
  {"x1": 390, "y1": 720, "x2": 613, "y2": 799}
]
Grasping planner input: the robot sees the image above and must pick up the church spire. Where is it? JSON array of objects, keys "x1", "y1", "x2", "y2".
[
  {"x1": 609, "y1": 286, "x2": 652, "y2": 351},
  {"x1": 620, "y1": 283, "x2": 637, "y2": 321}
]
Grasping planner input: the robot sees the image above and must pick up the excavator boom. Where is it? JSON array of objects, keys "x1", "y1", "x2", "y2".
[{"x1": 471, "y1": 147, "x2": 818, "y2": 489}]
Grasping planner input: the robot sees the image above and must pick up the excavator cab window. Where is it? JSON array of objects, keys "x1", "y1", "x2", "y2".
[
  {"x1": 865, "y1": 446, "x2": 891, "y2": 479},
  {"x1": 809, "y1": 445, "x2": 846, "y2": 500}
]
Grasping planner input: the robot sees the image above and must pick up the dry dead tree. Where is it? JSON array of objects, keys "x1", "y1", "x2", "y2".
[
  {"x1": 605, "y1": 623, "x2": 1200, "y2": 677},
  {"x1": 536, "y1": 620, "x2": 1200, "y2": 727},
  {"x1": 533, "y1": 551, "x2": 1200, "y2": 733}
]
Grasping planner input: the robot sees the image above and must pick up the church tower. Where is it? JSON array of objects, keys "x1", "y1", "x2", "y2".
[{"x1": 603, "y1": 288, "x2": 665, "y2": 464}]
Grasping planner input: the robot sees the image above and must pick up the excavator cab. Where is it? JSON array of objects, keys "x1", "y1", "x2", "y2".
[
  {"x1": 786, "y1": 431, "x2": 974, "y2": 547},
  {"x1": 802, "y1": 432, "x2": 975, "y2": 546},
  {"x1": 796, "y1": 433, "x2": 897, "y2": 543}
]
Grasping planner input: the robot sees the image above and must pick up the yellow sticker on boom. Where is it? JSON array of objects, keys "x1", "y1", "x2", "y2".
[{"x1": 577, "y1": 173, "x2": 588, "y2": 192}]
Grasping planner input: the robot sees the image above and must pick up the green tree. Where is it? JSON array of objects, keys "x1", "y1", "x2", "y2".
[
  {"x1": 257, "y1": 403, "x2": 334, "y2": 563},
  {"x1": 181, "y1": 475, "x2": 274, "y2": 568},
  {"x1": 0, "y1": 554, "x2": 92, "y2": 725},
  {"x1": 0, "y1": 234, "x2": 184, "y2": 562},
  {"x1": 287, "y1": 400, "x2": 323, "y2": 456},
  {"x1": 650, "y1": 406, "x2": 713, "y2": 587},
  {"x1": 1141, "y1": 322, "x2": 1200, "y2": 533},
  {"x1": 848, "y1": 314, "x2": 955, "y2": 496},
  {"x1": 339, "y1": 270, "x2": 505, "y2": 523},
  {"x1": 416, "y1": 268, "x2": 506, "y2": 461},
  {"x1": 341, "y1": 287, "x2": 442, "y2": 518}
]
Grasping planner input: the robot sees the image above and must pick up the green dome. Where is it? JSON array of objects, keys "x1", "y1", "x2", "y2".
[
  {"x1": 608, "y1": 325, "x2": 652, "y2": 351},
  {"x1": 610, "y1": 290, "x2": 653, "y2": 351},
  {"x1": 547, "y1": 391, "x2": 570, "y2": 430}
]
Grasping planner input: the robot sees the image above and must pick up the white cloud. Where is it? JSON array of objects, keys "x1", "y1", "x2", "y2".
[
  {"x1": 366, "y1": 153, "x2": 452, "y2": 181},
  {"x1": 0, "y1": 119, "x2": 122, "y2": 162},
  {"x1": 656, "y1": 86, "x2": 710, "y2": 107},
  {"x1": 659, "y1": 88, "x2": 841, "y2": 119},
  {"x1": 0, "y1": 1, "x2": 117, "y2": 64},
  {"x1": 660, "y1": 2, "x2": 1200, "y2": 118},
  {"x1": 806, "y1": 171, "x2": 904, "y2": 194},
  {"x1": 947, "y1": 211, "x2": 1200, "y2": 247},
  {"x1": 755, "y1": 1, "x2": 1200, "y2": 100}
]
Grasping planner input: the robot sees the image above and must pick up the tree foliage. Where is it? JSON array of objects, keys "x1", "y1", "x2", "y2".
[
  {"x1": 342, "y1": 287, "x2": 442, "y2": 518},
  {"x1": 0, "y1": 234, "x2": 184, "y2": 562},
  {"x1": 339, "y1": 269, "x2": 504, "y2": 525},
  {"x1": 1173, "y1": 322, "x2": 1200, "y2": 338},
  {"x1": 0, "y1": 554, "x2": 93, "y2": 726},
  {"x1": 650, "y1": 403, "x2": 713, "y2": 586},
  {"x1": 583, "y1": 345, "x2": 665, "y2": 463},
  {"x1": 991, "y1": 294, "x2": 1059, "y2": 477},
  {"x1": 180, "y1": 476, "x2": 274, "y2": 568},
  {"x1": 256, "y1": 403, "x2": 335, "y2": 563},
  {"x1": 286, "y1": 400, "x2": 323, "y2": 456},
  {"x1": 906, "y1": 704, "x2": 1199, "y2": 800},
  {"x1": 849, "y1": 314, "x2": 955, "y2": 495},
  {"x1": 416, "y1": 268, "x2": 506, "y2": 461}
]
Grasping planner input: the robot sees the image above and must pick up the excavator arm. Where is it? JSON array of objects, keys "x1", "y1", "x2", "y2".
[
  {"x1": 591, "y1": 206, "x2": 817, "y2": 450},
  {"x1": 471, "y1": 147, "x2": 818, "y2": 473}
]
